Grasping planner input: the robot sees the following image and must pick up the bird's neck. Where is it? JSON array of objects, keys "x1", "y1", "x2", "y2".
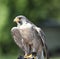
[{"x1": 17, "y1": 23, "x2": 21, "y2": 27}]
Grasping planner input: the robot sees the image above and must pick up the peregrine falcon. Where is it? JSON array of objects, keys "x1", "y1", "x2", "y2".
[{"x1": 11, "y1": 15, "x2": 49, "y2": 59}]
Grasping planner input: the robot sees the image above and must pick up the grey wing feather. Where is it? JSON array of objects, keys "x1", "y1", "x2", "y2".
[
  {"x1": 11, "y1": 27, "x2": 23, "y2": 49},
  {"x1": 39, "y1": 28, "x2": 46, "y2": 44},
  {"x1": 33, "y1": 26, "x2": 46, "y2": 45},
  {"x1": 33, "y1": 26, "x2": 49, "y2": 59},
  {"x1": 39, "y1": 28, "x2": 49, "y2": 59}
]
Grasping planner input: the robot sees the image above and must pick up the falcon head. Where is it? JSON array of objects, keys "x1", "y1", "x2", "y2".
[{"x1": 14, "y1": 15, "x2": 27, "y2": 25}]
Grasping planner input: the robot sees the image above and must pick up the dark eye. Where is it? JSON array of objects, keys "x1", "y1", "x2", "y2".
[
  {"x1": 19, "y1": 17, "x2": 22, "y2": 19},
  {"x1": 19, "y1": 21, "x2": 22, "y2": 24}
]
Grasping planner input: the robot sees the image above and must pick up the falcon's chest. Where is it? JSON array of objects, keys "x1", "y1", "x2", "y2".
[{"x1": 19, "y1": 23, "x2": 33, "y2": 37}]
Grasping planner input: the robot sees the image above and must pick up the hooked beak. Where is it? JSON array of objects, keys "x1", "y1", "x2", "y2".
[{"x1": 14, "y1": 17, "x2": 20, "y2": 23}]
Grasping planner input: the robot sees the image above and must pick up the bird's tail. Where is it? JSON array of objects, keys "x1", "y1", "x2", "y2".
[{"x1": 44, "y1": 44, "x2": 49, "y2": 59}]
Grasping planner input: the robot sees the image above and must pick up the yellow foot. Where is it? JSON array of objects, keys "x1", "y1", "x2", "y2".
[
  {"x1": 24, "y1": 54, "x2": 37, "y2": 59},
  {"x1": 24, "y1": 54, "x2": 32, "y2": 58}
]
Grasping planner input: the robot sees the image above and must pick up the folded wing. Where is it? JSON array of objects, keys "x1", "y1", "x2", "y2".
[{"x1": 11, "y1": 27, "x2": 24, "y2": 50}]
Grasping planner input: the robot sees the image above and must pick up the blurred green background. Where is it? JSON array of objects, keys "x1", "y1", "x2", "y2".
[{"x1": 0, "y1": 0, "x2": 60, "y2": 59}]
